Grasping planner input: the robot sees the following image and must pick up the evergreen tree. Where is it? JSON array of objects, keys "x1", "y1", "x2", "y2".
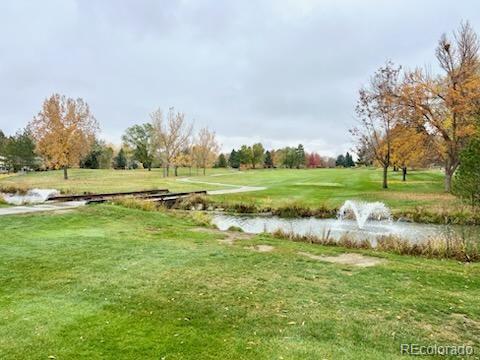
[
  {"x1": 335, "y1": 154, "x2": 346, "y2": 167},
  {"x1": 80, "y1": 141, "x2": 102, "y2": 169},
  {"x1": 114, "y1": 148, "x2": 127, "y2": 170},
  {"x1": 453, "y1": 138, "x2": 480, "y2": 208},
  {"x1": 3, "y1": 129, "x2": 37, "y2": 172},
  {"x1": 345, "y1": 152, "x2": 355, "y2": 167},
  {"x1": 81, "y1": 140, "x2": 114, "y2": 169},
  {"x1": 228, "y1": 149, "x2": 240, "y2": 169},
  {"x1": 295, "y1": 144, "x2": 306, "y2": 168},
  {"x1": 264, "y1": 150, "x2": 274, "y2": 168},
  {"x1": 216, "y1": 153, "x2": 227, "y2": 168}
]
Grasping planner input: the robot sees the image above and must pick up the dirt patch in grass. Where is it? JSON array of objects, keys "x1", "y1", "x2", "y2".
[
  {"x1": 247, "y1": 245, "x2": 275, "y2": 253},
  {"x1": 298, "y1": 251, "x2": 384, "y2": 267},
  {"x1": 450, "y1": 313, "x2": 480, "y2": 330},
  {"x1": 192, "y1": 227, "x2": 253, "y2": 245}
]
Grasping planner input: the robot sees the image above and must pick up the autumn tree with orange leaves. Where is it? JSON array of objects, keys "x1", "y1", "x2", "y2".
[
  {"x1": 398, "y1": 22, "x2": 480, "y2": 192},
  {"x1": 389, "y1": 124, "x2": 440, "y2": 181},
  {"x1": 29, "y1": 94, "x2": 98, "y2": 179}
]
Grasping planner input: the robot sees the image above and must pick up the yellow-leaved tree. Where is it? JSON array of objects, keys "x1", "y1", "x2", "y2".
[
  {"x1": 29, "y1": 94, "x2": 98, "y2": 179},
  {"x1": 389, "y1": 123, "x2": 440, "y2": 181},
  {"x1": 398, "y1": 22, "x2": 480, "y2": 191}
]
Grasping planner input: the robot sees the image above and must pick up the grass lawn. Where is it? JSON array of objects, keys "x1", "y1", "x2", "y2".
[
  {"x1": 200, "y1": 168, "x2": 457, "y2": 211},
  {"x1": 0, "y1": 168, "x2": 224, "y2": 194},
  {"x1": 0, "y1": 205, "x2": 478, "y2": 359},
  {"x1": 0, "y1": 168, "x2": 459, "y2": 213}
]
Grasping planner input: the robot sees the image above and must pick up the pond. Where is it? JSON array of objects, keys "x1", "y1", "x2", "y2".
[{"x1": 211, "y1": 213, "x2": 480, "y2": 245}]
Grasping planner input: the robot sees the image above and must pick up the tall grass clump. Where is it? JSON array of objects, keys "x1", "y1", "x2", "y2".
[
  {"x1": 376, "y1": 234, "x2": 480, "y2": 262},
  {"x1": 272, "y1": 229, "x2": 479, "y2": 262},
  {"x1": 0, "y1": 184, "x2": 29, "y2": 195},
  {"x1": 273, "y1": 202, "x2": 314, "y2": 217},
  {"x1": 112, "y1": 197, "x2": 159, "y2": 212},
  {"x1": 187, "y1": 211, "x2": 212, "y2": 227},
  {"x1": 396, "y1": 205, "x2": 480, "y2": 225},
  {"x1": 174, "y1": 194, "x2": 210, "y2": 210},
  {"x1": 272, "y1": 229, "x2": 372, "y2": 249}
]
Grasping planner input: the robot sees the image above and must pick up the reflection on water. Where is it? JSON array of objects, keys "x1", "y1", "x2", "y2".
[{"x1": 211, "y1": 214, "x2": 479, "y2": 245}]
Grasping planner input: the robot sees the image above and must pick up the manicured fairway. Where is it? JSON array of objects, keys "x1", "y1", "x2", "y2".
[
  {"x1": 0, "y1": 205, "x2": 478, "y2": 359},
  {"x1": 198, "y1": 168, "x2": 456, "y2": 210},
  {"x1": 0, "y1": 168, "x2": 223, "y2": 194},
  {"x1": 0, "y1": 168, "x2": 458, "y2": 213}
]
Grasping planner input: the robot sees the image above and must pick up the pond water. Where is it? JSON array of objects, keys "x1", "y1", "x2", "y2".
[{"x1": 211, "y1": 213, "x2": 479, "y2": 245}]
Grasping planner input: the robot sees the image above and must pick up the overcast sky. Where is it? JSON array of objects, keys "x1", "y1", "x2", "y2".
[{"x1": 0, "y1": 0, "x2": 479, "y2": 156}]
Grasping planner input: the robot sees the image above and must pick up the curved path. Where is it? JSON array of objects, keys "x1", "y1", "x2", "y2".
[
  {"x1": 178, "y1": 176, "x2": 266, "y2": 195},
  {"x1": 0, "y1": 201, "x2": 86, "y2": 216}
]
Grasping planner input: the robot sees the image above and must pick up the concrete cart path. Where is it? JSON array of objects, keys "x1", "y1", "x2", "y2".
[
  {"x1": 177, "y1": 177, "x2": 266, "y2": 195},
  {"x1": 0, "y1": 201, "x2": 86, "y2": 216}
]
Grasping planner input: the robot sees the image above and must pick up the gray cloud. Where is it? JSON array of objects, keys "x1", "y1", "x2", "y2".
[{"x1": 0, "y1": 0, "x2": 478, "y2": 156}]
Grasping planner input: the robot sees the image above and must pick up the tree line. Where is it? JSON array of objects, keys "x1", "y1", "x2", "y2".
[
  {"x1": 0, "y1": 95, "x2": 219, "y2": 179},
  {"x1": 352, "y1": 21, "x2": 480, "y2": 200},
  {"x1": 214, "y1": 143, "x2": 351, "y2": 170}
]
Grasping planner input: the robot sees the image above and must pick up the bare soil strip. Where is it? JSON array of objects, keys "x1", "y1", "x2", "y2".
[{"x1": 298, "y1": 251, "x2": 385, "y2": 267}]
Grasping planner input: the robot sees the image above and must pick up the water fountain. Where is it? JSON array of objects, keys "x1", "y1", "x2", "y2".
[
  {"x1": 337, "y1": 200, "x2": 392, "y2": 229},
  {"x1": 211, "y1": 200, "x2": 468, "y2": 244},
  {"x1": 2, "y1": 188, "x2": 59, "y2": 205}
]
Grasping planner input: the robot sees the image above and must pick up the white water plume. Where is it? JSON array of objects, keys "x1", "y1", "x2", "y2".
[
  {"x1": 2, "y1": 189, "x2": 59, "y2": 205},
  {"x1": 337, "y1": 200, "x2": 392, "y2": 229}
]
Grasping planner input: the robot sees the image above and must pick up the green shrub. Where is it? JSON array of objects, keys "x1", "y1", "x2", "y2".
[
  {"x1": 453, "y1": 137, "x2": 480, "y2": 208},
  {"x1": 188, "y1": 211, "x2": 212, "y2": 227}
]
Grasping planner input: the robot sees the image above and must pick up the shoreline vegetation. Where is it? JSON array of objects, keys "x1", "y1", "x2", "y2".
[
  {"x1": 112, "y1": 197, "x2": 480, "y2": 262},
  {"x1": 174, "y1": 193, "x2": 480, "y2": 226}
]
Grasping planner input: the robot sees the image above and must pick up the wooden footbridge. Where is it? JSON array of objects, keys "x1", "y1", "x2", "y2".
[{"x1": 48, "y1": 189, "x2": 207, "y2": 206}]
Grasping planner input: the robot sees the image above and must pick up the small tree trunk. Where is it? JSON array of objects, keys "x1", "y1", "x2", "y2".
[
  {"x1": 445, "y1": 171, "x2": 453, "y2": 192},
  {"x1": 203, "y1": 167, "x2": 206, "y2": 176},
  {"x1": 148, "y1": 164, "x2": 151, "y2": 171},
  {"x1": 166, "y1": 165, "x2": 170, "y2": 177},
  {"x1": 382, "y1": 165, "x2": 388, "y2": 189},
  {"x1": 174, "y1": 166, "x2": 178, "y2": 177},
  {"x1": 63, "y1": 166, "x2": 68, "y2": 180},
  {"x1": 402, "y1": 166, "x2": 407, "y2": 181},
  {"x1": 444, "y1": 158, "x2": 454, "y2": 192}
]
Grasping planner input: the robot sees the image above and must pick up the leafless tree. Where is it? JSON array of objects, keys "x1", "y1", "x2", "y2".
[
  {"x1": 151, "y1": 107, "x2": 193, "y2": 177},
  {"x1": 352, "y1": 61, "x2": 402, "y2": 189}
]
